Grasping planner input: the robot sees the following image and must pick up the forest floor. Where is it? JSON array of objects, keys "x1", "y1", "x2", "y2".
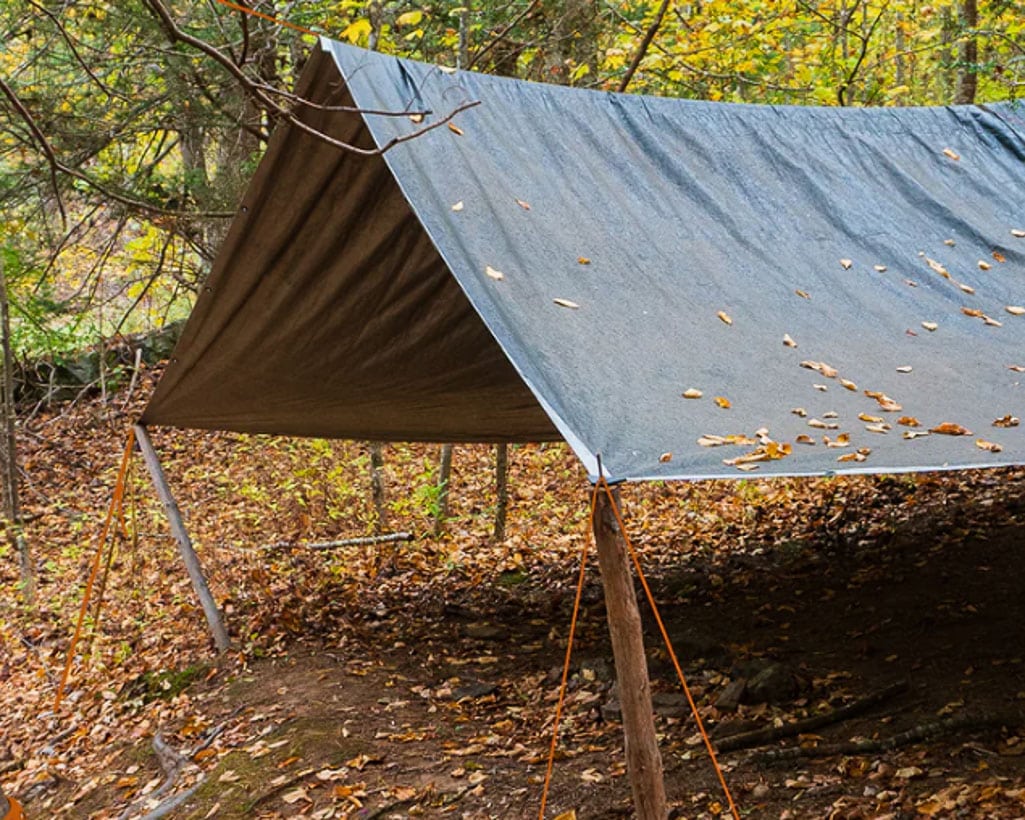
[{"x1": 2, "y1": 368, "x2": 1025, "y2": 819}]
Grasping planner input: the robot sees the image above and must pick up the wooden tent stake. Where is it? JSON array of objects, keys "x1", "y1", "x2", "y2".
[
  {"x1": 593, "y1": 484, "x2": 667, "y2": 818},
  {"x1": 134, "y1": 424, "x2": 231, "y2": 653}
]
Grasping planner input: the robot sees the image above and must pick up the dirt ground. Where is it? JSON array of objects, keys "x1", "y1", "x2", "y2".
[{"x1": 45, "y1": 482, "x2": 1025, "y2": 819}]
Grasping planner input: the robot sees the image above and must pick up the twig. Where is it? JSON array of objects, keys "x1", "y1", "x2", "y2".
[
  {"x1": 717, "y1": 680, "x2": 909, "y2": 753},
  {"x1": 748, "y1": 712, "x2": 1015, "y2": 763},
  {"x1": 244, "y1": 532, "x2": 414, "y2": 551}
]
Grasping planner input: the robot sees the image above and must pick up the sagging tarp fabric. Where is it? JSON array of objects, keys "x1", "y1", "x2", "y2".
[{"x1": 142, "y1": 39, "x2": 1025, "y2": 483}]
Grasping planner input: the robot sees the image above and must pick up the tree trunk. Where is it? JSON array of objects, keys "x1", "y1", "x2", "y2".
[
  {"x1": 434, "y1": 443, "x2": 453, "y2": 537},
  {"x1": 0, "y1": 256, "x2": 33, "y2": 603},
  {"x1": 954, "y1": 0, "x2": 978, "y2": 104},
  {"x1": 493, "y1": 443, "x2": 509, "y2": 542},
  {"x1": 369, "y1": 442, "x2": 388, "y2": 533},
  {"x1": 593, "y1": 486, "x2": 667, "y2": 819}
]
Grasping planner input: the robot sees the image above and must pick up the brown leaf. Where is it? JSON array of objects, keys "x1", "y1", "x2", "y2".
[
  {"x1": 553, "y1": 298, "x2": 579, "y2": 309},
  {"x1": 824, "y1": 433, "x2": 851, "y2": 448},
  {"x1": 1009, "y1": 365, "x2": 1025, "y2": 372},
  {"x1": 895, "y1": 365, "x2": 913, "y2": 373},
  {"x1": 448, "y1": 122, "x2": 464, "y2": 136},
  {"x1": 577, "y1": 257, "x2": 591, "y2": 265},
  {"x1": 795, "y1": 289, "x2": 810, "y2": 299},
  {"x1": 978, "y1": 260, "x2": 992, "y2": 270},
  {"x1": 839, "y1": 378, "x2": 857, "y2": 391},
  {"x1": 837, "y1": 450, "x2": 868, "y2": 463},
  {"x1": 903, "y1": 430, "x2": 930, "y2": 439},
  {"x1": 961, "y1": 307, "x2": 984, "y2": 318},
  {"x1": 943, "y1": 147, "x2": 960, "y2": 160},
  {"x1": 714, "y1": 396, "x2": 731, "y2": 409},
  {"x1": 1006, "y1": 306, "x2": 1025, "y2": 316},
  {"x1": 926, "y1": 257, "x2": 950, "y2": 278},
  {"x1": 791, "y1": 407, "x2": 808, "y2": 417},
  {"x1": 515, "y1": 198, "x2": 531, "y2": 210},
  {"x1": 993, "y1": 415, "x2": 1020, "y2": 428},
  {"x1": 957, "y1": 282, "x2": 975, "y2": 294},
  {"x1": 783, "y1": 333, "x2": 797, "y2": 348},
  {"x1": 682, "y1": 388, "x2": 703, "y2": 399},
  {"x1": 993, "y1": 250, "x2": 1007, "y2": 263},
  {"x1": 865, "y1": 423, "x2": 891, "y2": 434},
  {"x1": 921, "y1": 321, "x2": 938, "y2": 331},
  {"x1": 858, "y1": 413, "x2": 884, "y2": 423},
  {"x1": 898, "y1": 416, "x2": 921, "y2": 427},
  {"x1": 808, "y1": 418, "x2": 839, "y2": 430},
  {"x1": 659, "y1": 452, "x2": 672, "y2": 463},
  {"x1": 1012, "y1": 229, "x2": 1025, "y2": 238},
  {"x1": 976, "y1": 439, "x2": 1003, "y2": 453},
  {"x1": 929, "y1": 422, "x2": 972, "y2": 436},
  {"x1": 795, "y1": 434, "x2": 815, "y2": 445},
  {"x1": 717, "y1": 310, "x2": 733, "y2": 325}
]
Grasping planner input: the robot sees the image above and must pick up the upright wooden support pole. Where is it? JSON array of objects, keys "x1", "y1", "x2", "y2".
[
  {"x1": 593, "y1": 485, "x2": 667, "y2": 819},
  {"x1": 134, "y1": 424, "x2": 231, "y2": 653}
]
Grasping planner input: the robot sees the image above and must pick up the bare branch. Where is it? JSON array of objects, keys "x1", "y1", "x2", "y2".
[
  {"x1": 617, "y1": 0, "x2": 672, "y2": 93},
  {"x1": 468, "y1": 0, "x2": 543, "y2": 70}
]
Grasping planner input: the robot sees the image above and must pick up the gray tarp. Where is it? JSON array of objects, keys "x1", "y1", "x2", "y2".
[{"x1": 143, "y1": 39, "x2": 1025, "y2": 482}]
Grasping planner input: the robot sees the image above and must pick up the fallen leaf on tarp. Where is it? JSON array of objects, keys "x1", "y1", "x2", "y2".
[
  {"x1": 958, "y1": 282, "x2": 975, "y2": 294},
  {"x1": 783, "y1": 334, "x2": 797, "y2": 348},
  {"x1": 840, "y1": 258, "x2": 853, "y2": 269},
  {"x1": 904, "y1": 430, "x2": 930, "y2": 439},
  {"x1": 808, "y1": 419, "x2": 839, "y2": 430},
  {"x1": 577, "y1": 257, "x2": 590, "y2": 265},
  {"x1": 837, "y1": 450, "x2": 869, "y2": 463},
  {"x1": 451, "y1": 201, "x2": 464, "y2": 211},
  {"x1": 859, "y1": 413, "x2": 884, "y2": 423},
  {"x1": 896, "y1": 365, "x2": 913, "y2": 373},
  {"x1": 683, "y1": 388, "x2": 703, "y2": 399},
  {"x1": 994, "y1": 250, "x2": 1007, "y2": 262},
  {"x1": 865, "y1": 390, "x2": 902, "y2": 412},
  {"x1": 943, "y1": 147, "x2": 960, "y2": 160},
  {"x1": 874, "y1": 264, "x2": 887, "y2": 272},
  {"x1": 922, "y1": 321, "x2": 938, "y2": 331},
  {"x1": 905, "y1": 279, "x2": 919, "y2": 287},
  {"x1": 553, "y1": 298, "x2": 579, "y2": 309},
  {"x1": 282, "y1": 787, "x2": 310, "y2": 804},
  {"x1": 976, "y1": 439, "x2": 1003, "y2": 452},
  {"x1": 515, "y1": 198, "x2": 530, "y2": 210},
  {"x1": 926, "y1": 258, "x2": 950, "y2": 278},
  {"x1": 840, "y1": 378, "x2": 857, "y2": 391},
  {"x1": 1009, "y1": 365, "x2": 1025, "y2": 372},
  {"x1": 791, "y1": 407, "x2": 807, "y2": 417},
  {"x1": 930, "y1": 422, "x2": 972, "y2": 436},
  {"x1": 409, "y1": 112, "x2": 425, "y2": 123},
  {"x1": 448, "y1": 122, "x2": 464, "y2": 135},
  {"x1": 993, "y1": 415, "x2": 1020, "y2": 428},
  {"x1": 1012, "y1": 229, "x2": 1025, "y2": 238},
  {"x1": 800, "y1": 360, "x2": 838, "y2": 378},
  {"x1": 485, "y1": 265, "x2": 504, "y2": 280},
  {"x1": 944, "y1": 238, "x2": 956, "y2": 246},
  {"x1": 823, "y1": 411, "x2": 839, "y2": 419},
  {"x1": 978, "y1": 260, "x2": 992, "y2": 270},
  {"x1": 714, "y1": 396, "x2": 731, "y2": 409},
  {"x1": 865, "y1": 423, "x2": 891, "y2": 434},
  {"x1": 1006, "y1": 306, "x2": 1025, "y2": 315},
  {"x1": 795, "y1": 434, "x2": 815, "y2": 444},
  {"x1": 824, "y1": 433, "x2": 850, "y2": 448},
  {"x1": 983, "y1": 315, "x2": 1003, "y2": 327},
  {"x1": 659, "y1": 452, "x2": 672, "y2": 463},
  {"x1": 717, "y1": 310, "x2": 733, "y2": 325},
  {"x1": 814, "y1": 383, "x2": 828, "y2": 391},
  {"x1": 795, "y1": 289, "x2": 810, "y2": 299},
  {"x1": 898, "y1": 416, "x2": 921, "y2": 427}
]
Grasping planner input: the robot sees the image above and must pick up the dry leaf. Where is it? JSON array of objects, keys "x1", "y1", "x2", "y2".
[
  {"x1": 840, "y1": 258, "x2": 853, "y2": 270},
  {"x1": 717, "y1": 310, "x2": 733, "y2": 325},
  {"x1": 994, "y1": 251, "x2": 1006, "y2": 263},
  {"x1": 733, "y1": 463, "x2": 759, "y2": 472},
  {"x1": 895, "y1": 365, "x2": 913, "y2": 373},
  {"x1": 795, "y1": 434, "x2": 815, "y2": 445},
  {"x1": 903, "y1": 430, "x2": 930, "y2": 439},
  {"x1": 1006, "y1": 306, "x2": 1025, "y2": 315},
  {"x1": 957, "y1": 282, "x2": 975, "y2": 294},
  {"x1": 859, "y1": 413, "x2": 884, "y2": 423},
  {"x1": 944, "y1": 239, "x2": 956, "y2": 246},
  {"x1": 553, "y1": 298, "x2": 579, "y2": 309},
  {"x1": 926, "y1": 257, "x2": 950, "y2": 278},
  {"x1": 943, "y1": 147, "x2": 960, "y2": 160},
  {"x1": 822, "y1": 411, "x2": 839, "y2": 419},
  {"x1": 930, "y1": 422, "x2": 972, "y2": 436},
  {"x1": 682, "y1": 388, "x2": 703, "y2": 399},
  {"x1": 515, "y1": 198, "x2": 531, "y2": 210},
  {"x1": 921, "y1": 321, "x2": 938, "y2": 331},
  {"x1": 976, "y1": 439, "x2": 1003, "y2": 453},
  {"x1": 795, "y1": 289, "x2": 811, "y2": 299},
  {"x1": 451, "y1": 201, "x2": 464, "y2": 212},
  {"x1": 898, "y1": 416, "x2": 921, "y2": 427},
  {"x1": 978, "y1": 260, "x2": 992, "y2": 270},
  {"x1": 865, "y1": 390, "x2": 902, "y2": 412},
  {"x1": 409, "y1": 112, "x2": 425, "y2": 124},
  {"x1": 905, "y1": 279, "x2": 919, "y2": 287},
  {"x1": 993, "y1": 415, "x2": 1020, "y2": 428},
  {"x1": 865, "y1": 423, "x2": 891, "y2": 434},
  {"x1": 1008, "y1": 365, "x2": 1025, "y2": 372},
  {"x1": 577, "y1": 257, "x2": 591, "y2": 265},
  {"x1": 961, "y1": 307, "x2": 984, "y2": 318},
  {"x1": 814, "y1": 384, "x2": 828, "y2": 391},
  {"x1": 658, "y1": 452, "x2": 672, "y2": 463},
  {"x1": 824, "y1": 433, "x2": 851, "y2": 448},
  {"x1": 485, "y1": 265, "x2": 504, "y2": 281},
  {"x1": 1012, "y1": 229, "x2": 1025, "y2": 238},
  {"x1": 282, "y1": 787, "x2": 310, "y2": 804},
  {"x1": 837, "y1": 451, "x2": 868, "y2": 462},
  {"x1": 791, "y1": 407, "x2": 808, "y2": 417},
  {"x1": 983, "y1": 315, "x2": 1003, "y2": 327},
  {"x1": 840, "y1": 378, "x2": 857, "y2": 391},
  {"x1": 697, "y1": 435, "x2": 724, "y2": 447},
  {"x1": 874, "y1": 264, "x2": 887, "y2": 272},
  {"x1": 808, "y1": 418, "x2": 839, "y2": 430},
  {"x1": 783, "y1": 334, "x2": 797, "y2": 348},
  {"x1": 714, "y1": 396, "x2": 731, "y2": 409}
]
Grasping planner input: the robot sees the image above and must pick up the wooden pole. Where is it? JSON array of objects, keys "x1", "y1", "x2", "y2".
[
  {"x1": 434, "y1": 443, "x2": 453, "y2": 537},
  {"x1": 493, "y1": 443, "x2": 509, "y2": 542},
  {"x1": 593, "y1": 485, "x2": 667, "y2": 819},
  {"x1": 133, "y1": 424, "x2": 231, "y2": 653}
]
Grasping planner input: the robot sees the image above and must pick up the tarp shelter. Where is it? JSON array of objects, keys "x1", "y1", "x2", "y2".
[{"x1": 142, "y1": 39, "x2": 1025, "y2": 482}]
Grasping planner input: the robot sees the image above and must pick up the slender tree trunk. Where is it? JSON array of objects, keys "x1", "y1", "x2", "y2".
[
  {"x1": 369, "y1": 442, "x2": 388, "y2": 533},
  {"x1": 954, "y1": 0, "x2": 978, "y2": 104},
  {"x1": 0, "y1": 257, "x2": 33, "y2": 602},
  {"x1": 434, "y1": 443, "x2": 453, "y2": 537},
  {"x1": 593, "y1": 486, "x2": 667, "y2": 818},
  {"x1": 493, "y1": 443, "x2": 509, "y2": 542}
]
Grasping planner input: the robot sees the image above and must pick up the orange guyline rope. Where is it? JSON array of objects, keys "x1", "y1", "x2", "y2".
[
  {"x1": 211, "y1": 0, "x2": 320, "y2": 38},
  {"x1": 539, "y1": 476, "x2": 740, "y2": 819}
]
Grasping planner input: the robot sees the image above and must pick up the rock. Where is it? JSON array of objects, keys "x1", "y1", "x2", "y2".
[
  {"x1": 714, "y1": 677, "x2": 747, "y2": 712},
  {"x1": 745, "y1": 662, "x2": 798, "y2": 705},
  {"x1": 664, "y1": 625, "x2": 726, "y2": 662},
  {"x1": 651, "y1": 692, "x2": 689, "y2": 719},
  {"x1": 447, "y1": 681, "x2": 498, "y2": 700},
  {"x1": 601, "y1": 699, "x2": 622, "y2": 722}
]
